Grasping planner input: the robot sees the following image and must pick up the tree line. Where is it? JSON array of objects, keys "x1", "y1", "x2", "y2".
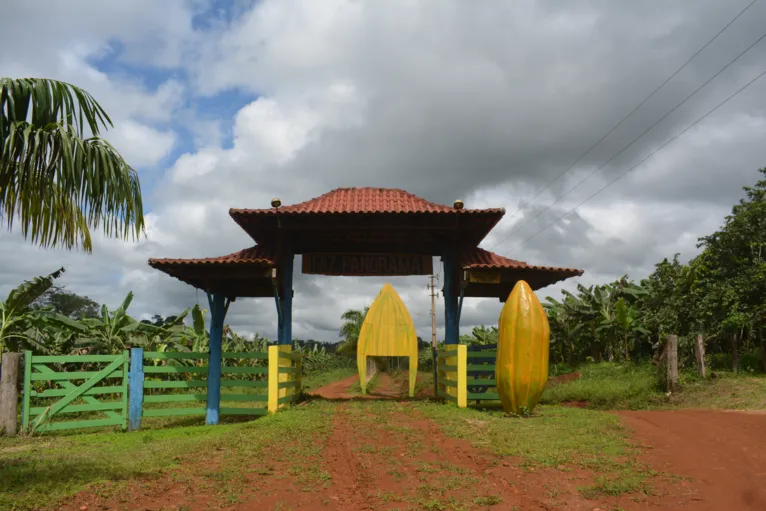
[{"x1": 545, "y1": 168, "x2": 765, "y2": 373}]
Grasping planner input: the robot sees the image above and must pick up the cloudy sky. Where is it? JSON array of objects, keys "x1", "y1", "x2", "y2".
[{"x1": 2, "y1": 0, "x2": 766, "y2": 342}]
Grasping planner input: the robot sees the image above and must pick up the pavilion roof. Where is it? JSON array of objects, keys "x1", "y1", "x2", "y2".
[
  {"x1": 457, "y1": 247, "x2": 583, "y2": 299},
  {"x1": 230, "y1": 187, "x2": 505, "y2": 216},
  {"x1": 148, "y1": 246, "x2": 276, "y2": 299},
  {"x1": 229, "y1": 187, "x2": 506, "y2": 250}
]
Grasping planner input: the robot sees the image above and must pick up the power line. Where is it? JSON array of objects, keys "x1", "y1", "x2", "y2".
[
  {"x1": 490, "y1": 0, "x2": 760, "y2": 250},
  {"x1": 490, "y1": 25, "x2": 766, "y2": 252},
  {"x1": 506, "y1": 67, "x2": 766, "y2": 254}
]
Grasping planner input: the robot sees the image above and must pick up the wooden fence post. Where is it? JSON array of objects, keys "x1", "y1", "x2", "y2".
[
  {"x1": 666, "y1": 334, "x2": 678, "y2": 392},
  {"x1": 694, "y1": 333, "x2": 706, "y2": 378},
  {"x1": 0, "y1": 353, "x2": 21, "y2": 436},
  {"x1": 456, "y1": 345, "x2": 467, "y2": 408},
  {"x1": 128, "y1": 348, "x2": 144, "y2": 431}
]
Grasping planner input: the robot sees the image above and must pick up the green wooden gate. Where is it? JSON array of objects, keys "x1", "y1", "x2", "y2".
[{"x1": 22, "y1": 351, "x2": 129, "y2": 434}]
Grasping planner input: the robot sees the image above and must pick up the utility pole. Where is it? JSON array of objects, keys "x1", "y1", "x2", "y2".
[{"x1": 428, "y1": 274, "x2": 439, "y2": 396}]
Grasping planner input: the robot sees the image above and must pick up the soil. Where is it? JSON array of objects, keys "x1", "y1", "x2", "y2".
[
  {"x1": 306, "y1": 373, "x2": 404, "y2": 400},
  {"x1": 58, "y1": 375, "x2": 766, "y2": 511},
  {"x1": 616, "y1": 409, "x2": 766, "y2": 511}
]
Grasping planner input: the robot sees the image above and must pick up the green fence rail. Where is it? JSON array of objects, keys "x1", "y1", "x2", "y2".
[
  {"x1": 142, "y1": 351, "x2": 269, "y2": 419},
  {"x1": 435, "y1": 345, "x2": 502, "y2": 407},
  {"x1": 466, "y1": 348, "x2": 500, "y2": 402}
]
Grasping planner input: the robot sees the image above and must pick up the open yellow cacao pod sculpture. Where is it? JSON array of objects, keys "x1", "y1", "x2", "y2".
[
  {"x1": 496, "y1": 280, "x2": 550, "y2": 415},
  {"x1": 357, "y1": 283, "x2": 418, "y2": 397}
]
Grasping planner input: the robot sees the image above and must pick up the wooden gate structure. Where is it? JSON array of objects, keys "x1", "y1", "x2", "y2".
[
  {"x1": 148, "y1": 188, "x2": 582, "y2": 424},
  {"x1": 22, "y1": 351, "x2": 129, "y2": 434}
]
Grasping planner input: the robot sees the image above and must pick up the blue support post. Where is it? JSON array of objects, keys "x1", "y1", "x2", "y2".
[
  {"x1": 206, "y1": 293, "x2": 228, "y2": 425},
  {"x1": 128, "y1": 347, "x2": 144, "y2": 431},
  {"x1": 443, "y1": 251, "x2": 459, "y2": 345},
  {"x1": 278, "y1": 253, "x2": 294, "y2": 346}
]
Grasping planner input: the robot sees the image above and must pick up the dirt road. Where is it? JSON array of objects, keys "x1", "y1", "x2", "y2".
[
  {"x1": 306, "y1": 373, "x2": 404, "y2": 400},
  {"x1": 617, "y1": 410, "x2": 766, "y2": 511},
  {"x1": 58, "y1": 375, "x2": 766, "y2": 511}
]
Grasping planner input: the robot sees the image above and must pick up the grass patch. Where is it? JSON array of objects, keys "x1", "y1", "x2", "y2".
[
  {"x1": 541, "y1": 362, "x2": 766, "y2": 410},
  {"x1": 473, "y1": 495, "x2": 503, "y2": 506},
  {"x1": 417, "y1": 401, "x2": 660, "y2": 499},
  {"x1": 664, "y1": 372, "x2": 766, "y2": 410},
  {"x1": 542, "y1": 363, "x2": 663, "y2": 409},
  {"x1": 0, "y1": 401, "x2": 336, "y2": 510},
  {"x1": 416, "y1": 401, "x2": 629, "y2": 467},
  {"x1": 579, "y1": 473, "x2": 654, "y2": 499},
  {"x1": 301, "y1": 367, "x2": 357, "y2": 391}
]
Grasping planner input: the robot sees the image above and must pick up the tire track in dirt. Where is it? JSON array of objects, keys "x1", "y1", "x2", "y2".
[
  {"x1": 318, "y1": 399, "x2": 604, "y2": 511},
  {"x1": 322, "y1": 407, "x2": 383, "y2": 510}
]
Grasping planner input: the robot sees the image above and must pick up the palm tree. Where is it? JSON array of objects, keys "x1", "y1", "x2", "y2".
[
  {"x1": 337, "y1": 306, "x2": 369, "y2": 355},
  {"x1": 1, "y1": 77, "x2": 144, "y2": 252}
]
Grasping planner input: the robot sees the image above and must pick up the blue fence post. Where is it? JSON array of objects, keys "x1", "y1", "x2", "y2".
[
  {"x1": 128, "y1": 347, "x2": 144, "y2": 431},
  {"x1": 206, "y1": 293, "x2": 228, "y2": 425},
  {"x1": 442, "y1": 250, "x2": 459, "y2": 345},
  {"x1": 278, "y1": 252, "x2": 294, "y2": 346}
]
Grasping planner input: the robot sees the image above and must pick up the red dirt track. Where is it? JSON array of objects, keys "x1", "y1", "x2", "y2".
[
  {"x1": 617, "y1": 409, "x2": 766, "y2": 510},
  {"x1": 58, "y1": 375, "x2": 766, "y2": 511},
  {"x1": 306, "y1": 373, "x2": 403, "y2": 400},
  {"x1": 300, "y1": 375, "x2": 766, "y2": 510}
]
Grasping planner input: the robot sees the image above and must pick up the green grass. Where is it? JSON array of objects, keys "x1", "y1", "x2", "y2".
[
  {"x1": 416, "y1": 400, "x2": 658, "y2": 498},
  {"x1": 0, "y1": 401, "x2": 336, "y2": 510},
  {"x1": 415, "y1": 401, "x2": 629, "y2": 467},
  {"x1": 541, "y1": 363, "x2": 663, "y2": 409},
  {"x1": 301, "y1": 367, "x2": 356, "y2": 391},
  {"x1": 540, "y1": 362, "x2": 766, "y2": 410}
]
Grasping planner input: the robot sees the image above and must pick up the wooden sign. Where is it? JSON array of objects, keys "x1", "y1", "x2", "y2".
[
  {"x1": 302, "y1": 253, "x2": 433, "y2": 276},
  {"x1": 467, "y1": 270, "x2": 501, "y2": 284}
]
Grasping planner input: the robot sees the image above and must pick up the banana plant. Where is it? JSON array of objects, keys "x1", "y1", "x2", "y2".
[
  {"x1": 459, "y1": 325, "x2": 498, "y2": 345},
  {"x1": 0, "y1": 267, "x2": 69, "y2": 353},
  {"x1": 72, "y1": 292, "x2": 189, "y2": 354}
]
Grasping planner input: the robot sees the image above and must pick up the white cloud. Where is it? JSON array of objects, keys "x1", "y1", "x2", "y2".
[
  {"x1": 1, "y1": 0, "x2": 765, "y2": 342},
  {"x1": 110, "y1": 121, "x2": 176, "y2": 167}
]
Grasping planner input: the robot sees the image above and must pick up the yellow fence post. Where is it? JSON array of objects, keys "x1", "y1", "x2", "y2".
[
  {"x1": 457, "y1": 345, "x2": 467, "y2": 408},
  {"x1": 268, "y1": 345, "x2": 279, "y2": 413},
  {"x1": 445, "y1": 350, "x2": 456, "y2": 402},
  {"x1": 278, "y1": 345, "x2": 293, "y2": 408}
]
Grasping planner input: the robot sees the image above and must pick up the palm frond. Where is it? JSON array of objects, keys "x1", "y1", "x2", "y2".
[
  {"x1": 1, "y1": 77, "x2": 145, "y2": 252},
  {"x1": 1, "y1": 77, "x2": 112, "y2": 139}
]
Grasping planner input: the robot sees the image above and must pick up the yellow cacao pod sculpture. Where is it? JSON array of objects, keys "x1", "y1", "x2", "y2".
[
  {"x1": 357, "y1": 283, "x2": 419, "y2": 397},
  {"x1": 496, "y1": 280, "x2": 550, "y2": 415}
]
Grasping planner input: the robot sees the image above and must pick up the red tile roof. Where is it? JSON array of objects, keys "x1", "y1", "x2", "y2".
[
  {"x1": 459, "y1": 247, "x2": 583, "y2": 275},
  {"x1": 230, "y1": 187, "x2": 505, "y2": 216},
  {"x1": 148, "y1": 245, "x2": 276, "y2": 267}
]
